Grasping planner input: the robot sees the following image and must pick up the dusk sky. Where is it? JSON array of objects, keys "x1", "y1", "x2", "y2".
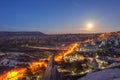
[{"x1": 0, "y1": 0, "x2": 120, "y2": 34}]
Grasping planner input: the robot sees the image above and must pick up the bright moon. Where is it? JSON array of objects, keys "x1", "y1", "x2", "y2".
[{"x1": 87, "y1": 23, "x2": 94, "y2": 29}]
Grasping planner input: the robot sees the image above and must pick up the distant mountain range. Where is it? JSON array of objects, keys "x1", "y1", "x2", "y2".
[
  {"x1": 0, "y1": 31, "x2": 45, "y2": 37},
  {"x1": 0, "y1": 31, "x2": 119, "y2": 37}
]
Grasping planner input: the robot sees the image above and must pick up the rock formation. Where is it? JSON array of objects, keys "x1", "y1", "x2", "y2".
[{"x1": 43, "y1": 55, "x2": 61, "y2": 80}]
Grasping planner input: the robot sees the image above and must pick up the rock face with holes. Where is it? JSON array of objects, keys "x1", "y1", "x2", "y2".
[{"x1": 43, "y1": 55, "x2": 61, "y2": 80}]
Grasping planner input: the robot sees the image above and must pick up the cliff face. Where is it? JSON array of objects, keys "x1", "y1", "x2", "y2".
[
  {"x1": 43, "y1": 55, "x2": 61, "y2": 80},
  {"x1": 78, "y1": 68, "x2": 120, "y2": 80},
  {"x1": 78, "y1": 63, "x2": 120, "y2": 80}
]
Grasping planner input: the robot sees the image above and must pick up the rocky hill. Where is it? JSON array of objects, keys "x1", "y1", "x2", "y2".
[{"x1": 0, "y1": 31, "x2": 45, "y2": 38}]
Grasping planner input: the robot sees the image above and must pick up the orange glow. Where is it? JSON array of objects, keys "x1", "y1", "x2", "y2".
[
  {"x1": 99, "y1": 32, "x2": 120, "y2": 39},
  {"x1": 99, "y1": 33, "x2": 111, "y2": 38},
  {"x1": 0, "y1": 68, "x2": 26, "y2": 80},
  {"x1": 55, "y1": 43, "x2": 79, "y2": 62},
  {"x1": 0, "y1": 42, "x2": 79, "y2": 79},
  {"x1": 117, "y1": 57, "x2": 120, "y2": 61},
  {"x1": 78, "y1": 55, "x2": 84, "y2": 60},
  {"x1": 29, "y1": 60, "x2": 48, "y2": 74},
  {"x1": 28, "y1": 43, "x2": 79, "y2": 74},
  {"x1": 84, "y1": 39, "x2": 93, "y2": 43}
]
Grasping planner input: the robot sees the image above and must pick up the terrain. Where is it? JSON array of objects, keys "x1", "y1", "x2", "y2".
[{"x1": 0, "y1": 31, "x2": 119, "y2": 80}]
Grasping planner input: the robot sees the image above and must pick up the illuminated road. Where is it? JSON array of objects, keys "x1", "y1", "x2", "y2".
[
  {"x1": 27, "y1": 46, "x2": 68, "y2": 51},
  {"x1": 0, "y1": 42, "x2": 79, "y2": 80}
]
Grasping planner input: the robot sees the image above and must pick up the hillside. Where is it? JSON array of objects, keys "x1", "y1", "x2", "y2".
[{"x1": 0, "y1": 31, "x2": 45, "y2": 37}]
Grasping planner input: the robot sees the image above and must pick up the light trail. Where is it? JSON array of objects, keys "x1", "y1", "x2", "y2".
[
  {"x1": 0, "y1": 68, "x2": 26, "y2": 80},
  {"x1": 0, "y1": 42, "x2": 79, "y2": 80},
  {"x1": 55, "y1": 43, "x2": 79, "y2": 62},
  {"x1": 28, "y1": 46, "x2": 68, "y2": 51}
]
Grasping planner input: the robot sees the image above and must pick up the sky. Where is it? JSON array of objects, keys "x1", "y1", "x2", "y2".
[{"x1": 0, "y1": 0, "x2": 120, "y2": 34}]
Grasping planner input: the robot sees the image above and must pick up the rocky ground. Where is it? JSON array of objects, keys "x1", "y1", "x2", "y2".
[{"x1": 78, "y1": 62, "x2": 120, "y2": 80}]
